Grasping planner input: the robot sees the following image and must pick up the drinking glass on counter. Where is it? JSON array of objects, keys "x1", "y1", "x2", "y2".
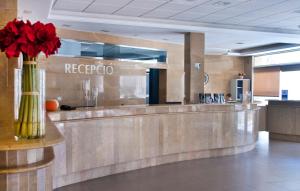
[
  {"x1": 92, "y1": 87, "x2": 99, "y2": 107},
  {"x1": 82, "y1": 79, "x2": 91, "y2": 107},
  {"x1": 199, "y1": 93, "x2": 225, "y2": 104},
  {"x1": 204, "y1": 93, "x2": 213, "y2": 104}
]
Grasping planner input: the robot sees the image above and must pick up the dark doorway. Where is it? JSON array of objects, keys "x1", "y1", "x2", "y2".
[{"x1": 149, "y1": 69, "x2": 160, "y2": 104}]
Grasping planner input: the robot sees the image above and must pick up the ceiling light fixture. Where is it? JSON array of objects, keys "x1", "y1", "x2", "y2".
[
  {"x1": 171, "y1": 0, "x2": 197, "y2": 2},
  {"x1": 62, "y1": 24, "x2": 71, "y2": 27},
  {"x1": 294, "y1": 10, "x2": 300, "y2": 14},
  {"x1": 100, "y1": 30, "x2": 110, "y2": 33},
  {"x1": 236, "y1": 42, "x2": 245, "y2": 45},
  {"x1": 23, "y1": 10, "x2": 32, "y2": 14},
  {"x1": 212, "y1": 1, "x2": 231, "y2": 6}
]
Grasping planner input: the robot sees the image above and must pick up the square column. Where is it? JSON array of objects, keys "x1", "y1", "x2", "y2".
[{"x1": 184, "y1": 33, "x2": 205, "y2": 103}]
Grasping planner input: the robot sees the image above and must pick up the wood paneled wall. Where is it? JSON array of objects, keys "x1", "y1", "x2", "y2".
[
  {"x1": 184, "y1": 33, "x2": 205, "y2": 103},
  {"x1": 204, "y1": 55, "x2": 251, "y2": 94},
  {"x1": 0, "y1": 0, "x2": 18, "y2": 125}
]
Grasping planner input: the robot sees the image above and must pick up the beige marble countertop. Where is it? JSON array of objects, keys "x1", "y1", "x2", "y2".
[
  {"x1": 268, "y1": 100, "x2": 300, "y2": 107},
  {"x1": 0, "y1": 119, "x2": 64, "y2": 151},
  {"x1": 48, "y1": 103, "x2": 258, "y2": 122}
]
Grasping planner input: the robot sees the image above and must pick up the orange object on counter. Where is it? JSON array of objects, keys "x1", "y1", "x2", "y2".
[{"x1": 46, "y1": 99, "x2": 59, "y2": 111}]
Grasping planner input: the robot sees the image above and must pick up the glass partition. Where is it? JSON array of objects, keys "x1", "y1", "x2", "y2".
[{"x1": 58, "y1": 39, "x2": 167, "y2": 63}]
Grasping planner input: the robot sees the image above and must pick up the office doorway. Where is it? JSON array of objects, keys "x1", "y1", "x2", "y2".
[{"x1": 146, "y1": 69, "x2": 166, "y2": 105}]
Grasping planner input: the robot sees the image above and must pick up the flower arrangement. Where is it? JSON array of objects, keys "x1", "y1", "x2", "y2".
[
  {"x1": 238, "y1": 72, "x2": 246, "y2": 79},
  {"x1": 0, "y1": 19, "x2": 61, "y2": 58},
  {"x1": 0, "y1": 19, "x2": 61, "y2": 139}
]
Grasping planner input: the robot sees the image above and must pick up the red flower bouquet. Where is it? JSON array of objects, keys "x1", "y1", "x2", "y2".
[
  {"x1": 0, "y1": 19, "x2": 61, "y2": 139},
  {"x1": 0, "y1": 19, "x2": 61, "y2": 58}
]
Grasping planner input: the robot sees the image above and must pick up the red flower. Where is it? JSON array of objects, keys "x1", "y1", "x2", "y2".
[
  {"x1": 6, "y1": 42, "x2": 20, "y2": 58},
  {"x1": 0, "y1": 19, "x2": 61, "y2": 58}
]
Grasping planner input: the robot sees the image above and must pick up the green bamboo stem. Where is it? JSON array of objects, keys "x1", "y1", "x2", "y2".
[
  {"x1": 20, "y1": 65, "x2": 28, "y2": 137},
  {"x1": 27, "y1": 65, "x2": 33, "y2": 137},
  {"x1": 32, "y1": 64, "x2": 38, "y2": 137}
]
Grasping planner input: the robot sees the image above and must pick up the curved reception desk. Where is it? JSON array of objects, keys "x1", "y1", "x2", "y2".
[
  {"x1": 49, "y1": 104, "x2": 259, "y2": 188},
  {"x1": 268, "y1": 100, "x2": 300, "y2": 142}
]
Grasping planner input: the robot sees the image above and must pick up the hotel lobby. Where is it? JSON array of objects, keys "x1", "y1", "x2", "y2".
[{"x1": 1, "y1": 0, "x2": 300, "y2": 191}]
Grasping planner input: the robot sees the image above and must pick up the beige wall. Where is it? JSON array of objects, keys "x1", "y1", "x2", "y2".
[
  {"x1": 54, "y1": 29, "x2": 184, "y2": 104},
  {"x1": 42, "y1": 28, "x2": 252, "y2": 106},
  {"x1": 204, "y1": 55, "x2": 251, "y2": 94},
  {"x1": 0, "y1": 0, "x2": 18, "y2": 125}
]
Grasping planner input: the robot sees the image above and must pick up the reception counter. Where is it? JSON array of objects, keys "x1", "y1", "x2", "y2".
[
  {"x1": 268, "y1": 100, "x2": 300, "y2": 142},
  {"x1": 49, "y1": 103, "x2": 260, "y2": 188}
]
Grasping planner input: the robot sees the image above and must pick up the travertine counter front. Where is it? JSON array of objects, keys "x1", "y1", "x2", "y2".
[
  {"x1": 49, "y1": 104, "x2": 259, "y2": 188},
  {"x1": 268, "y1": 100, "x2": 300, "y2": 142}
]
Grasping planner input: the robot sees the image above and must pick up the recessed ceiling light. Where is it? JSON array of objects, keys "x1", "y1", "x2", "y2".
[
  {"x1": 100, "y1": 30, "x2": 110, "y2": 33},
  {"x1": 294, "y1": 10, "x2": 300, "y2": 14},
  {"x1": 23, "y1": 10, "x2": 32, "y2": 14},
  {"x1": 212, "y1": 1, "x2": 231, "y2": 6},
  {"x1": 170, "y1": 0, "x2": 199, "y2": 5},
  {"x1": 62, "y1": 24, "x2": 71, "y2": 27}
]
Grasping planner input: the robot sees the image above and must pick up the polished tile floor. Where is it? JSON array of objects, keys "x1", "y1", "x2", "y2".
[{"x1": 55, "y1": 132, "x2": 300, "y2": 191}]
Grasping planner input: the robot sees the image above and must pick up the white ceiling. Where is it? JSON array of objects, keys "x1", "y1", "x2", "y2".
[{"x1": 18, "y1": 0, "x2": 300, "y2": 54}]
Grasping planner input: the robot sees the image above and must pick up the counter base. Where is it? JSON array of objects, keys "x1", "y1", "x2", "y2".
[
  {"x1": 0, "y1": 147, "x2": 54, "y2": 191},
  {"x1": 55, "y1": 143, "x2": 256, "y2": 188},
  {"x1": 270, "y1": 133, "x2": 300, "y2": 143}
]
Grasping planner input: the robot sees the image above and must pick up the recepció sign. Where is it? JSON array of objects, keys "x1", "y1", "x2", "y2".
[{"x1": 64, "y1": 63, "x2": 114, "y2": 75}]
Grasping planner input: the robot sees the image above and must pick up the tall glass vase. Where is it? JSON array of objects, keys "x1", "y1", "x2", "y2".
[{"x1": 14, "y1": 55, "x2": 45, "y2": 139}]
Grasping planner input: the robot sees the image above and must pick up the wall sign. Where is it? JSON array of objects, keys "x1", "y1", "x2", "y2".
[{"x1": 64, "y1": 63, "x2": 114, "y2": 75}]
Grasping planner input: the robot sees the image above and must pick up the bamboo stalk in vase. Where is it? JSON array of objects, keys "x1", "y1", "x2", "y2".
[
  {"x1": 20, "y1": 65, "x2": 29, "y2": 138},
  {"x1": 27, "y1": 64, "x2": 33, "y2": 138},
  {"x1": 15, "y1": 77, "x2": 25, "y2": 136},
  {"x1": 38, "y1": 65, "x2": 42, "y2": 137},
  {"x1": 32, "y1": 64, "x2": 38, "y2": 137}
]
